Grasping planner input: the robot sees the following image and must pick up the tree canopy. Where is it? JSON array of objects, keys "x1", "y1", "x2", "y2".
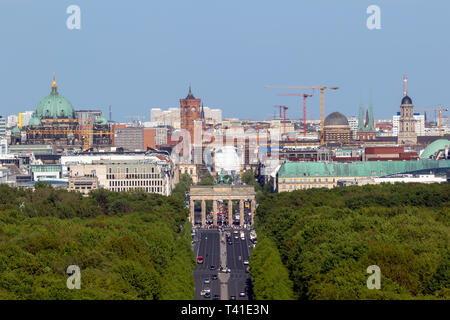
[
  {"x1": 0, "y1": 184, "x2": 195, "y2": 299},
  {"x1": 251, "y1": 183, "x2": 450, "y2": 300},
  {"x1": 198, "y1": 172, "x2": 214, "y2": 186}
]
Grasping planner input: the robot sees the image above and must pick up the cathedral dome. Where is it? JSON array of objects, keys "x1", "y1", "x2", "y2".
[
  {"x1": 35, "y1": 74, "x2": 75, "y2": 120},
  {"x1": 324, "y1": 112, "x2": 349, "y2": 126},
  {"x1": 401, "y1": 95, "x2": 413, "y2": 105},
  {"x1": 28, "y1": 114, "x2": 41, "y2": 126},
  {"x1": 95, "y1": 115, "x2": 108, "y2": 125},
  {"x1": 11, "y1": 127, "x2": 21, "y2": 135}
]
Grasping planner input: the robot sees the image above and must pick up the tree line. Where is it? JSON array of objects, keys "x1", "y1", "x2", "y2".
[
  {"x1": 250, "y1": 183, "x2": 450, "y2": 300},
  {"x1": 0, "y1": 183, "x2": 196, "y2": 299}
]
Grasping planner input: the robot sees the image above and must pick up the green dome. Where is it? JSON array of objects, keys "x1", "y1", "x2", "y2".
[
  {"x1": 420, "y1": 139, "x2": 450, "y2": 159},
  {"x1": 28, "y1": 114, "x2": 41, "y2": 126},
  {"x1": 95, "y1": 115, "x2": 108, "y2": 125},
  {"x1": 11, "y1": 127, "x2": 20, "y2": 135},
  {"x1": 35, "y1": 75, "x2": 75, "y2": 119}
]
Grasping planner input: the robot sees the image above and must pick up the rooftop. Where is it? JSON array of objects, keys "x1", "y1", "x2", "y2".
[{"x1": 278, "y1": 160, "x2": 450, "y2": 178}]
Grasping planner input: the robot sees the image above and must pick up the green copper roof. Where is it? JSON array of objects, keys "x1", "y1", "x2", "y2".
[
  {"x1": 11, "y1": 127, "x2": 20, "y2": 135},
  {"x1": 35, "y1": 77, "x2": 75, "y2": 120},
  {"x1": 28, "y1": 114, "x2": 41, "y2": 126},
  {"x1": 278, "y1": 160, "x2": 450, "y2": 178},
  {"x1": 95, "y1": 115, "x2": 108, "y2": 125},
  {"x1": 420, "y1": 139, "x2": 450, "y2": 159}
]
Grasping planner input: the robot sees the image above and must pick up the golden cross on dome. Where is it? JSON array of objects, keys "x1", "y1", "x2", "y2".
[{"x1": 52, "y1": 72, "x2": 57, "y2": 88}]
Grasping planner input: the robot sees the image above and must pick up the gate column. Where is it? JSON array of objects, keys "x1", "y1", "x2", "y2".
[
  {"x1": 239, "y1": 199, "x2": 244, "y2": 227},
  {"x1": 213, "y1": 200, "x2": 218, "y2": 226},
  {"x1": 201, "y1": 200, "x2": 206, "y2": 227},
  {"x1": 228, "y1": 199, "x2": 233, "y2": 227},
  {"x1": 190, "y1": 199, "x2": 195, "y2": 226}
]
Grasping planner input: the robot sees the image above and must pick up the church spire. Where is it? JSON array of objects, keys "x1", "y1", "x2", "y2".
[
  {"x1": 368, "y1": 89, "x2": 375, "y2": 131},
  {"x1": 186, "y1": 84, "x2": 195, "y2": 99},
  {"x1": 358, "y1": 93, "x2": 364, "y2": 130}
]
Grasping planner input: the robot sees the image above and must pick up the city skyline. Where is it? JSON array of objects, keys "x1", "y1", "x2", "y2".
[{"x1": 0, "y1": 1, "x2": 449, "y2": 122}]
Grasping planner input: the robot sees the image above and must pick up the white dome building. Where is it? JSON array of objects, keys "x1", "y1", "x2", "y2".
[{"x1": 214, "y1": 146, "x2": 241, "y2": 173}]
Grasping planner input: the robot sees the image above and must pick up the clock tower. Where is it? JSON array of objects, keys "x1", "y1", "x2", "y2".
[{"x1": 180, "y1": 86, "x2": 202, "y2": 143}]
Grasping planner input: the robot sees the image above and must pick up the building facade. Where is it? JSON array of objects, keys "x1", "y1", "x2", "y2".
[
  {"x1": 275, "y1": 159, "x2": 450, "y2": 192},
  {"x1": 0, "y1": 116, "x2": 6, "y2": 138},
  {"x1": 64, "y1": 152, "x2": 176, "y2": 196},
  {"x1": 323, "y1": 112, "x2": 353, "y2": 143}
]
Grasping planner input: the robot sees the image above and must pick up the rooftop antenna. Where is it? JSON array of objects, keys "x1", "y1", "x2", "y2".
[
  {"x1": 109, "y1": 105, "x2": 112, "y2": 122},
  {"x1": 403, "y1": 74, "x2": 408, "y2": 97}
]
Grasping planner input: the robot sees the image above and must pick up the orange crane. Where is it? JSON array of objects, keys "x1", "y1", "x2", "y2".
[
  {"x1": 278, "y1": 93, "x2": 313, "y2": 137},
  {"x1": 416, "y1": 105, "x2": 448, "y2": 136},
  {"x1": 266, "y1": 85, "x2": 339, "y2": 144}
]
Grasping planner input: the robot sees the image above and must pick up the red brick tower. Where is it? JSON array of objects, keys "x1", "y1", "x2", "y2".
[{"x1": 180, "y1": 86, "x2": 202, "y2": 142}]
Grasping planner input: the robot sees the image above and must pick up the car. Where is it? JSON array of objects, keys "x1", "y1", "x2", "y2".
[
  {"x1": 211, "y1": 274, "x2": 218, "y2": 280},
  {"x1": 204, "y1": 278, "x2": 210, "y2": 284},
  {"x1": 239, "y1": 291, "x2": 246, "y2": 297},
  {"x1": 213, "y1": 294, "x2": 220, "y2": 300},
  {"x1": 243, "y1": 260, "x2": 249, "y2": 265},
  {"x1": 200, "y1": 288, "x2": 210, "y2": 296},
  {"x1": 227, "y1": 241, "x2": 232, "y2": 245},
  {"x1": 230, "y1": 295, "x2": 236, "y2": 300},
  {"x1": 197, "y1": 256, "x2": 204, "y2": 264},
  {"x1": 209, "y1": 265, "x2": 215, "y2": 270},
  {"x1": 245, "y1": 266, "x2": 249, "y2": 273},
  {"x1": 204, "y1": 292, "x2": 211, "y2": 299}
]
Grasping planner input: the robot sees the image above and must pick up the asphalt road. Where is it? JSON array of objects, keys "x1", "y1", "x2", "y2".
[
  {"x1": 193, "y1": 230, "x2": 221, "y2": 300},
  {"x1": 226, "y1": 230, "x2": 253, "y2": 300},
  {"x1": 192, "y1": 228, "x2": 254, "y2": 300}
]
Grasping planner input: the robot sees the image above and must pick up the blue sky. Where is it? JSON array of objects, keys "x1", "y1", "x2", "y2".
[{"x1": 0, "y1": 0, "x2": 449, "y2": 122}]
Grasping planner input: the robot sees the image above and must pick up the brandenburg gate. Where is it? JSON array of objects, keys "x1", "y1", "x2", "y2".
[{"x1": 189, "y1": 185, "x2": 256, "y2": 227}]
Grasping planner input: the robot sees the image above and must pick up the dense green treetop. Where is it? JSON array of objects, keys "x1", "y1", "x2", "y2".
[
  {"x1": 0, "y1": 184, "x2": 195, "y2": 300},
  {"x1": 251, "y1": 183, "x2": 450, "y2": 300}
]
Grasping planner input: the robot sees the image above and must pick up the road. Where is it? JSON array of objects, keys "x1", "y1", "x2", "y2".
[
  {"x1": 192, "y1": 228, "x2": 253, "y2": 300},
  {"x1": 226, "y1": 229, "x2": 253, "y2": 300},
  {"x1": 193, "y1": 229, "x2": 221, "y2": 300}
]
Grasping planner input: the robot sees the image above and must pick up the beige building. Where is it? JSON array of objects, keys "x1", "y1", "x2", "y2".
[
  {"x1": 323, "y1": 112, "x2": 353, "y2": 144},
  {"x1": 68, "y1": 175, "x2": 99, "y2": 195},
  {"x1": 178, "y1": 164, "x2": 199, "y2": 184},
  {"x1": 64, "y1": 153, "x2": 175, "y2": 196}
]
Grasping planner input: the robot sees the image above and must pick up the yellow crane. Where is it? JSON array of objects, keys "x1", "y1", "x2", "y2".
[
  {"x1": 416, "y1": 105, "x2": 448, "y2": 136},
  {"x1": 265, "y1": 85, "x2": 339, "y2": 144},
  {"x1": 26, "y1": 129, "x2": 116, "y2": 151}
]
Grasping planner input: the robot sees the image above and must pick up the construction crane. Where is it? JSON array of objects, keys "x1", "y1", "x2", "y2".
[
  {"x1": 266, "y1": 85, "x2": 339, "y2": 144},
  {"x1": 273, "y1": 105, "x2": 283, "y2": 119},
  {"x1": 416, "y1": 105, "x2": 448, "y2": 136},
  {"x1": 282, "y1": 106, "x2": 288, "y2": 134},
  {"x1": 278, "y1": 93, "x2": 313, "y2": 137}
]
